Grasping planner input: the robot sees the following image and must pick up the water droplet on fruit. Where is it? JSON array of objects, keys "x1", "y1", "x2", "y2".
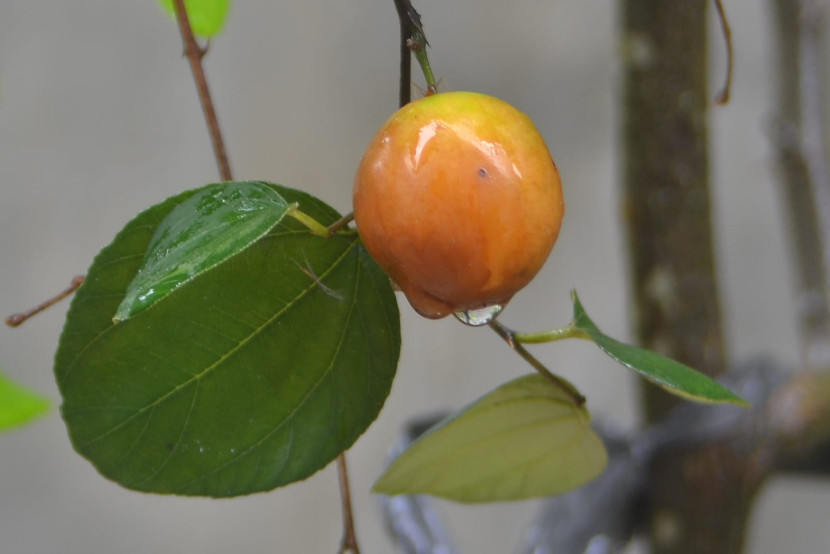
[{"x1": 454, "y1": 304, "x2": 504, "y2": 326}]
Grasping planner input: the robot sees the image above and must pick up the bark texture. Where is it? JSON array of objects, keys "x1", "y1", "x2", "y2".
[{"x1": 621, "y1": 1, "x2": 727, "y2": 422}]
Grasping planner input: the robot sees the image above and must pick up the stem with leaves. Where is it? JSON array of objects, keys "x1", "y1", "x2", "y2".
[
  {"x1": 393, "y1": 0, "x2": 438, "y2": 102},
  {"x1": 488, "y1": 320, "x2": 586, "y2": 406}
]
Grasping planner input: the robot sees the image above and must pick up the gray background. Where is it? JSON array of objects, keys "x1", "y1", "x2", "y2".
[{"x1": 0, "y1": 1, "x2": 827, "y2": 552}]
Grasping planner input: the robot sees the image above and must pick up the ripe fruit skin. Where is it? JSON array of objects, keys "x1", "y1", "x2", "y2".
[{"x1": 353, "y1": 91, "x2": 564, "y2": 319}]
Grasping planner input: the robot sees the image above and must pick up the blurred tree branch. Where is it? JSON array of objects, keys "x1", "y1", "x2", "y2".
[
  {"x1": 771, "y1": 0, "x2": 830, "y2": 370},
  {"x1": 621, "y1": 1, "x2": 830, "y2": 553}
]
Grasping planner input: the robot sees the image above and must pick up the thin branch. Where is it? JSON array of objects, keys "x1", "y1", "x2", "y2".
[
  {"x1": 771, "y1": 0, "x2": 830, "y2": 369},
  {"x1": 713, "y1": 0, "x2": 734, "y2": 105},
  {"x1": 327, "y1": 213, "x2": 355, "y2": 237},
  {"x1": 337, "y1": 453, "x2": 361, "y2": 554},
  {"x1": 171, "y1": 0, "x2": 233, "y2": 181},
  {"x1": 393, "y1": 0, "x2": 415, "y2": 106},
  {"x1": 796, "y1": 2, "x2": 830, "y2": 299},
  {"x1": 488, "y1": 320, "x2": 586, "y2": 407},
  {"x1": 5, "y1": 276, "x2": 85, "y2": 327}
]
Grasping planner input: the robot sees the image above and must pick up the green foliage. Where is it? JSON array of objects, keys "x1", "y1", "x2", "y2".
[
  {"x1": 54, "y1": 183, "x2": 400, "y2": 497},
  {"x1": 114, "y1": 181, "x2": 292, "y2": 322},
  {"x1": 157, "y1": 0, "x2": 230, "y2": 38},
  {"x1": 571, "y1": 292, "x2": 747, "y2": 406},
  {"x1": 0, "y1": 370, "x2": 50, "y2": 432},
  {"x1": 374, "y1": 373, "x2": 607, "y2": 503}
]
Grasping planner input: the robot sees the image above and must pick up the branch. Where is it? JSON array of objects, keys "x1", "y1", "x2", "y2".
[
  {"x1": 521, "y1": 361, "x2": 830, "y2": 554},
  {"x1": 392, "y1": 0, "x2": 416, "y2": 106},
  {"x1": 171, "y1": 0, "x2": 233, "y2": 181},
  {"x1": 337, "y1": 453, "x2": 360, "y2": 554},
  {"x1": 712, "y1": 0, "x2": 734, "y2": 105},
  {"x1": 621, "y1": 1, "x2": 726, "y2": 420},
  {"x1": 5, "y1": 276, "x2": 85, "y2": 327},
  {"x1": 771, "y1": 0, "x2": 830, "y2": 370}
]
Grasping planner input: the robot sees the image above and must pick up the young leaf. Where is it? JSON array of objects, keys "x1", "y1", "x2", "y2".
[
  {"x1": 157, "y1": 0, "x2": 230, "y2": 38},
  {"x1": 55, "y1": 183, "x2": 400, "y2": 497},
  {"x1": 373, "y1": 374, "x2": 607, "y2": 503},
  {"x1": 0, "y1": 370, "x2": 49, "y2": 432},
  {"x1": 114, "y1": 181, "x2": 292, "y2": 322},
  {"x1": 571, "y1": 291, "x2": 747, "y2": 406}
]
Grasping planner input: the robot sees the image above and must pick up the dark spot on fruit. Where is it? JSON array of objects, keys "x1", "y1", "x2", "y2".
[{"x1": 478, "y1": 167, "x2": 488, "y2": 178}]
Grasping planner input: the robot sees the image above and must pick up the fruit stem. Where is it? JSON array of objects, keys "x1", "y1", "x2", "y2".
[
  {"x1": 393, "y1": 0, "x2": 438, "y2": 97},
  {"x1": 287, "y1": 207, "x2": 330, "y2": 237},
  {"x1": 489, "y1": 320, "x2": 586, "y2": 407},
  {"x1": 409, "y1": 33, "x2": 438, "y2": 95},
  {"x1": 511, "y1": 324, "x2": 589, "y2": 344},
  {"x1": 326, "y1": 212, "x2": 355, "y2": 237}
]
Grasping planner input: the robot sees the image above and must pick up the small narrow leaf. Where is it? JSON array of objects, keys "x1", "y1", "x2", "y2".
[
  {"x1": 157, "y1": 0, "x2": 230, "y2": 38},
  {"x1": 0, "y1": 371, "x2": 50, "y2": 432},
  {"x1": 56, "y1": 183, "x2": 400, "y2": 497},
  {"x1": 571, "y1": 291, "x2": 747, "y2": 406},
  {"x1": 114, "y1": 181, "x2": 292, "y2": 322},
  {"x1": 373, "y1": 374, "x2": 607, "y2": 503}
]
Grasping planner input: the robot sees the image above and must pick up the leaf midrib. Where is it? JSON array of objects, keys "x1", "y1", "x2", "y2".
[{"x1": 76, "y1": 236, "x2": 360, "y2": 450}]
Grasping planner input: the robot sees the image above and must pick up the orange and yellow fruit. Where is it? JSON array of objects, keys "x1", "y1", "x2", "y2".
[{"x1": 353, "y1": 91, "x2": 564, "y2": 320}]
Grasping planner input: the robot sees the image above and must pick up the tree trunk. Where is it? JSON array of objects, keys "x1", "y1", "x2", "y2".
[{"x1": 620, "y1": 3, "x2": 753, "y2": 553}]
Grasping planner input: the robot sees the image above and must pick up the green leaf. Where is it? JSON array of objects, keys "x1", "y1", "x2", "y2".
[
  {"x1": 157, "y1": 0, "x2": 230, "y2": 38},
  {"x1": 571, "y1": 291, "x2": 747, "y2": 406},
  {"x1": 0, "y1": 370, "x2": 50, "y2": 433},
  {"x1": 114, "y1": 181, "x2": 292, "y2": 322},
  {"x1": 373, "y1": 374, "x2": 607, "y2": 503},
  {"x1": 55, "y1": 182, "x2": 400, "y2": 497}
]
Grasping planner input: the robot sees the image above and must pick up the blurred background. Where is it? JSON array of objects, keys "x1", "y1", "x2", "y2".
[{"x1": 0, "y1": 1, "x2": 827, "y2": 552}]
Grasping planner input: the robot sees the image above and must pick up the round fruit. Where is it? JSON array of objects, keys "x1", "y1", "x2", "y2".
[{"x1": 353, "y1": 91, "x2": 564, "y2": 320}]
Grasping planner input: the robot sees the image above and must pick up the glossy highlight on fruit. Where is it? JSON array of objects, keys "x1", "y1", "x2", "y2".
[{"x1": 353, "y1": 91, "x2": 564, "y2": 320}]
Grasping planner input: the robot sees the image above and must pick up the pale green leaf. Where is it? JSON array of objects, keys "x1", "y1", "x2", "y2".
[{"x1": 373, "y1": 374, "x2": 607, "y2": 503}]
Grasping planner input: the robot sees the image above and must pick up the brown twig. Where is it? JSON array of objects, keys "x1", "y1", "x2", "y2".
[
  {"x1": 336, "y1": 453, "x2": 361, "y2": 554},
  {"x1": 326, "y1": 213, "x2": 355, "y2": 237},
  {"x1": 5, "y1": 276, "x2": 85, "y2": 327},
  {"x1": 171, "y1": 0, "x2": 233, "y2": 181},
  {"x1": 488, "y1": 320, "x2": 586, "y2": 407},
  {"x1": 393, "y1": 0, "x2": 427, "y2": 106},
  {"x1": 713, "y1": 0, "x2": 733, "y2": 105}
]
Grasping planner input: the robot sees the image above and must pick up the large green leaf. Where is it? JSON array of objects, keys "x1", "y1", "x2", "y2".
[
  {"x1": 55, "y1": 183, "x2": 400, "y2": 497},
  {"x1": 157, "y1": 0, "x2": 230, "y2": 38},
  {"x1": 571, "y1": 292, "x2": 747, "y2": 406},
  {"x1": 373, "y1": 374, "x2": 607, "y2": 503},
  {"x1": 0, "y1": 370, "x2": 50, "y2": 433},
  {"x1": 114, "y1": 181, "x2": 292, "y2": 322}
]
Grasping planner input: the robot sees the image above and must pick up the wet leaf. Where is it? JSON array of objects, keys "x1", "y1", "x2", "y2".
[
  {"x1": 571, "y1": 291, "x2": 747, "y2": 406},
  {"x1": 114, "y1": 181, "x2": 291, "y2": 322},
  {"x1": 0, "y1": 370, "x2": 49, "y2": 433},
  {"x1": 373, "y1": 374, "x2": 606, "y2": 503},
  {"x1": 157, "y1": 0, "x2": 230, "y2": 38},
  {"x1": 55, "y1": 183, "x2": 400, "y2": 497}
]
